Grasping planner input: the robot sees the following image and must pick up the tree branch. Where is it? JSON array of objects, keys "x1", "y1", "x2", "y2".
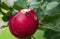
[{"x1": 0, "y1": 26, "x2": 8, "y2": 29}]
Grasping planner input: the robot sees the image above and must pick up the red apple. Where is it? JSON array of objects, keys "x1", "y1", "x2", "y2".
[{"x1": 8, "y1": 9, "x2": 39, "y2": 38}]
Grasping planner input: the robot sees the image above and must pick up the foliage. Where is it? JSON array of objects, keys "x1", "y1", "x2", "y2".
[{"x1": 0, "y1": 0, "x2": 60, "y2": 39}]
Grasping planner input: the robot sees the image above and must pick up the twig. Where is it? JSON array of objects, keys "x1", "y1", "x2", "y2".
[{"x1": 0, "y1": 26, "x2": 8, "y2": 29}]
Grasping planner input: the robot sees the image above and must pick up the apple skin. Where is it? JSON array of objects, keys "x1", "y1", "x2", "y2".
[{"x1": 8, "y1": 9, "x2": 39, "y2": 38}]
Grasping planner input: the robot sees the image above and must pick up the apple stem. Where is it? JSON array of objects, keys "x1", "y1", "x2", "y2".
[{"x1": 27, "y1": 37, "x2": 31, "y2": 39}]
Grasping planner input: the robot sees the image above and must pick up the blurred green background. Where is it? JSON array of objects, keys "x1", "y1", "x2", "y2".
[{"x1": 1, "y1": 0, "x2": 60, "y2": 39}]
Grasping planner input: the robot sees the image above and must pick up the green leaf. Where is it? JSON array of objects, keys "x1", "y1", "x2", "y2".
[
  {"x1": 42, "y1": 14, "x2": 60, "y2": 32},
  {"x1": 44, "y1": 4, "x2": 60, "y2": 15},
  {"x1": 2, "y1": 16, "x2": 9, "y2": 22},
  {"x1": 7, "y1": 11, "x2": 12, "y2": 17},
  {"x1": 1, "y1": 3, "x2": 10, "y2": 10},
  {"x1": 46, "y1": 1, "x2": 59, "y2": 11},
  {"x1": 35, "y1": 7, "x2": 44, "y2": 20},
  {"x1": 33, "y1": 30, "x2": 45, "y2": 39},
  {"x1": 13, "y1": 5, "x2": 23, "y2": 10},
  {"x1": 2, "y1": 11, "x2": 12, "y2": 22},
  {"x1": 14, "y1": 0, "x2": 27, "y2": 8},
  {"x1": 44, "y1": 29, "x2": 60, "y2": 39},
  {"x1": 43, "y1": 18, "x2": 60, "y2": 32},
  {"x1": 29, "y1": 0, "x2": 38, "y2": 9},
  {"x1": 41, "y1": 2, "x2": 48, "y2": 9},
  {"x1": 42, "y1": 14, "x2": 60, "y2": 23}
]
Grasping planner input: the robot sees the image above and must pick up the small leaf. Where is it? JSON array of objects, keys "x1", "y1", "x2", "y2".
[{"x1": 46, "y1": 1, "x2": 59, "y2": 11}]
